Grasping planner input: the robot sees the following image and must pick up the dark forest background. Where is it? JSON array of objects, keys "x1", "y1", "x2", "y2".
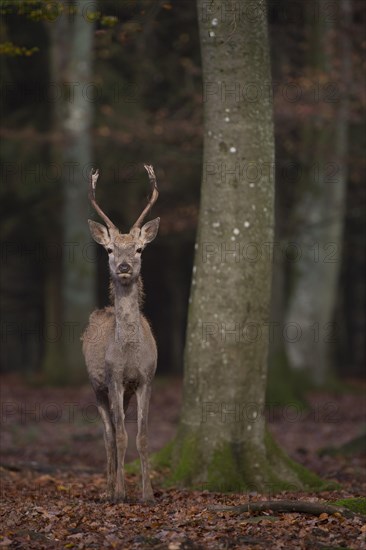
[{"x1": 0, "y1": 0, "x2": 365, "y2": 391}]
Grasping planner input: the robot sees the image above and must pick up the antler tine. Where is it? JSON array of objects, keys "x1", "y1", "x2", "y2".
[
  {"x1": 132, "y1": 164, "x2": 159, "y2": 229},
  {"x1": 88, "y1": 169, "x2": 117, "y2": 233}
]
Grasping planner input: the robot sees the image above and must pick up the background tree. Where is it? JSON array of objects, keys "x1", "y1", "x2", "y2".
[
  {"x1": 42, "y1": 0, "x2": 97, "y2": 383},
  {"x1": 162, "y1": 0, "x2": 323, "y2": 491},
  {"x1": 283, "y1": 0, "x2": 352, "y2": 387},
  {"x1": 265, "y1": 0, "x2": 361, "y2": 403}
]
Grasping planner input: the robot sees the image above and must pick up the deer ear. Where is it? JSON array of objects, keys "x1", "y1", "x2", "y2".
[
  {"x1": 88, "y1": 220, "x2": 110, "y2": 246},
  {"x1": 140, "y1": 217, "x2": 160, "y2": 245}
]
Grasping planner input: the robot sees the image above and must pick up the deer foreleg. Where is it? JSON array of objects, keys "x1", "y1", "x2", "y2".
[{"x1": 110, "y1": 382, "x2": 128, "y2": 502}]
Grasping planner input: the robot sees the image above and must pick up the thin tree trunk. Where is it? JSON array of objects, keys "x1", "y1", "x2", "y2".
[
  {"x1": 284, "y1": 0, "x2": 351, "y2": 385},
  {"x1": 43, "y1": 0, "x2": 96, "y2": 383}
]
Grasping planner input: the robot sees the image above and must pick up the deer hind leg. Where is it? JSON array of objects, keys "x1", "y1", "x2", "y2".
[
  {"x1": 96, "y1": 393, "x2": 117, "y2": 499},
  {"x1": 136, "y1": 384, "x2": 154, "y2": 502},
  {"x1": 109, "y1": 381, "x2": 128, "y2": 502}
]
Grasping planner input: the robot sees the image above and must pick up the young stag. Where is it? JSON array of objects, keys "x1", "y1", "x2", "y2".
[{"x1": 82, "y1": 165, "x2": 159, "y2": 502}]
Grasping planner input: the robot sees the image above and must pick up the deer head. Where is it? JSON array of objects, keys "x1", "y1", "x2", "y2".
[{"x1": 88, "y1": 165, "x2": 160, "y2": 285}]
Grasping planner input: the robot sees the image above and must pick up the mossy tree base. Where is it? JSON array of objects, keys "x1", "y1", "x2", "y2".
[{"x1": 151, "y1": 430, "x2": 333, "y2": 494}]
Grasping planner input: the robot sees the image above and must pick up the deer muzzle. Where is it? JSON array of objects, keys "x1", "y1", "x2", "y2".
[{"x1": 117, "y1": 262, "x2": 132, "y2": 275}]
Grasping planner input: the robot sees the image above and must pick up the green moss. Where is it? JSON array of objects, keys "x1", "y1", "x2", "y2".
[
  {"x1": 148, "y1": 433, "x2": 202, "y2": 488},
  {"x1": 125, "y1": 458, "x2": 140, "y2": 475},
  {"x1": 126, "y1": 440, "x2": 175, "y2": 476},
  {"x1": 152, "y1": 428, "x2": 334, "y2": 494},
  {"x1": 205, "y1": 439, "x2": 296, "y2": 493},
  {"x1": 206, "y1": 442, "x2": 247, "y2": 492},
  {"x1": 151, "y1": 439, "x2": 174, "y2": 470},
  {"x1": 333, "y1": 498, "x2": 366, "y2": 516},
  {"x1": 169, "y1": 431, "x2": 202, "y2": 486},
  {"x1": 147, "y1": 423, "x2": 338, "y2": 494}
]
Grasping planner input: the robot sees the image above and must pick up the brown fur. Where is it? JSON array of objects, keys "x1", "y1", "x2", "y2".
[
  {"x1": 109, "y1": 276, "x2": 145, "y2": 308},
  {"x1": 83, "y1": 165, "x2": 159, "y2": 502},
  {"x1": 82, "y1": 216, "x2": 159, "y2": 503}
]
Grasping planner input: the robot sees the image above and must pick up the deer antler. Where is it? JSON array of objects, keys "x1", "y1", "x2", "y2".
[
  {"x1": 132, "y1": 164, "x2": 159, "y2": 229},
  {"x1": 89, "y1": 169, "x2": 118, "y2": 234}
]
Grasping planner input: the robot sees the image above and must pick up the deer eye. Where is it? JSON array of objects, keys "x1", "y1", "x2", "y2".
[
  {"x1": 107, "y1": 247, "x2": 113, "y2": 254},
  {"x1": 136, "y1": 247, "x2": 142, "y2": 254}
]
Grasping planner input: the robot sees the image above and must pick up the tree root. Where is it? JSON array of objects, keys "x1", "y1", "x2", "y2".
[{"x1": 209, "y1": 500, "x2": 364, "y2": 519}]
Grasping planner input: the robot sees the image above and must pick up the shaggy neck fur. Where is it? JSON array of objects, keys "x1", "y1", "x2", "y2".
[{"x1": 110, "y1": 276, "x2": 145, "y2": 344}]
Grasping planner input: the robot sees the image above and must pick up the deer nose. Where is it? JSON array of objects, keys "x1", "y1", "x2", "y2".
[{"x1": 118, "y1": 262, "x2": 131, "y2": 274}]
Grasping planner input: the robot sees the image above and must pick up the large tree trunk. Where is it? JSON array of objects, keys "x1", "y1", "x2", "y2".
[
  {"x1": 164, "y1": 0, "x2": 322, "y2": 492},
  {"x1": 284, "y1": 0, "x2": 351, "y2": 386},
  {"x1": 43, "y1": 0, "x2": 96, "y2": 383}
]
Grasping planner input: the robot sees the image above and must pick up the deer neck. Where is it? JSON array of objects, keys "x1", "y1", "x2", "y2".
[{"x1": 112, "y1": 278, "x2": 141, "y2": 344}]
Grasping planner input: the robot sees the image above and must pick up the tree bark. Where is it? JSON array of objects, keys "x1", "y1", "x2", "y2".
[
  {"x1": 164, "y1": 0, "x2": 323, "y2": 492},
  {"x1": 43, "y1": 0, "x2": 96, "y2": 383}
]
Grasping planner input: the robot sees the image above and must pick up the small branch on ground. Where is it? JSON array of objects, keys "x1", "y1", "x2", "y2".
[{"x1": 209, "y1": 500, "x2": 364, "y2": 519}]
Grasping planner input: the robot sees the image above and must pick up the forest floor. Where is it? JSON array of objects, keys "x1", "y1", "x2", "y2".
[{"x1": 0, "y1": 375, "x2": 365, "y2": 549}]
